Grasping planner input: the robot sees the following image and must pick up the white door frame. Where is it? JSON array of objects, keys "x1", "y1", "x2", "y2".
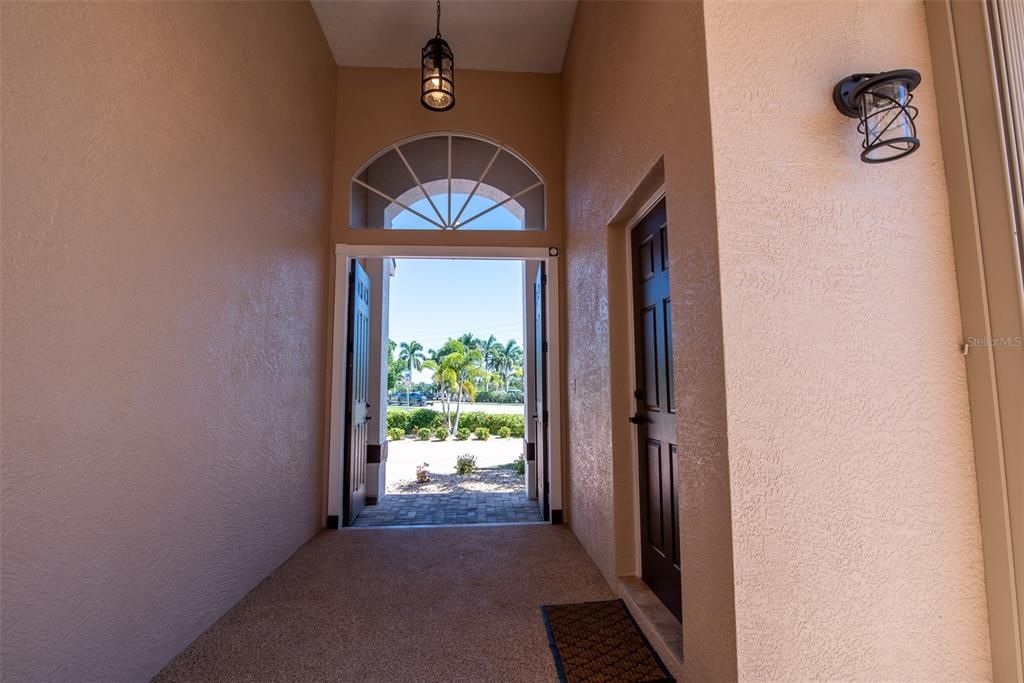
[{"x1": 326, "y1": 243, "x2": 563, "y2": 525}]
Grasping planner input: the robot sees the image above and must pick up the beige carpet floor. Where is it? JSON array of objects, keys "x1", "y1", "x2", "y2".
[{"x1": 153, "y1": 524, "x2": 615, "y2": 682}]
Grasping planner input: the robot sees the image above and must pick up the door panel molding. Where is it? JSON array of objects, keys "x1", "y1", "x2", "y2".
[{"x1": 343, "y1": 261, "x2": 371, "y2": 525}]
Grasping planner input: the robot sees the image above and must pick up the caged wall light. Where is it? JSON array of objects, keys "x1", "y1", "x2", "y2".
[{"x1": 833, "y1": 69, "x2": 922, "y2": 163}]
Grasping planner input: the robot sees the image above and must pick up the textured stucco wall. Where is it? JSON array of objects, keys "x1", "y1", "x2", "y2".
[
  {"x1": 330, "y1": 66, "x2": 564, "y2": 249},
  {"x1": 0, "y1": 3, "x2": 337, "y2": 680},
  {"x1": 562, "y1": 2, "x2": 737, "y2": 679},
  {"x1": 703, "y1": 0, "x2": 992, "y2": 679}
]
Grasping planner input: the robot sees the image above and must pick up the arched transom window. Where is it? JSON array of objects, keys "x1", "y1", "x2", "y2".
[{"x1": 351, "y1": 133, "x2": 545, "y2": 231}]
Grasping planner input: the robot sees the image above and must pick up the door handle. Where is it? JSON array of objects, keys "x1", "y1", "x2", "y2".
[{"x1": 628, "y1": 413, "x2": 650, "y2": 425}]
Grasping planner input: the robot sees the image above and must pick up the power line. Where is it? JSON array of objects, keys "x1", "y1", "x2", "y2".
[{"x1": 388, "y1": 320, "x2": 523, "y2": 338}]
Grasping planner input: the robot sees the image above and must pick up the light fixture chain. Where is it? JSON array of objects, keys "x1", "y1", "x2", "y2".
[{"x1": 436, "y1": 0, "x2": 442, "y2": 37}]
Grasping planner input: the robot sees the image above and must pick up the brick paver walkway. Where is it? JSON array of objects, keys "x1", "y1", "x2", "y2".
[{"x1": 351, "y1": 491, "x2": 543, "y2": 526}]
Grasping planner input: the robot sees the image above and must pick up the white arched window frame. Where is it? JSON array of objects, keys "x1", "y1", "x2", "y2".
[{"x1": 350, "y1": 132, "x2": 546, "y2": 231}]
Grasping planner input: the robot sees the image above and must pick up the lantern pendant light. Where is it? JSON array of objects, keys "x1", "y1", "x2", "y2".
[{"x1": 421, "y1": 0, "x2": 455, "y2": 112}]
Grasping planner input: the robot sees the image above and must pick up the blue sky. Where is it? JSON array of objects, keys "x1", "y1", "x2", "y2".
[
  {"x1": 387, "y1": 195, "x2": 525, "y2": 381},
  {"x1": 391, "y1": 192, "x2": 520, "y2": 230},
  {"x1": 389, "y1": 258, "x2": 524, "y2": 381}
]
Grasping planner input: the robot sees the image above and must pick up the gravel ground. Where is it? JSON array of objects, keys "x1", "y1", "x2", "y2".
[
  {"x1": 390, "y1": 466, "x2": 525, "y2": 494},
  {"x1": 386, "y1": 437, "x2": 525, "y2": 491}
]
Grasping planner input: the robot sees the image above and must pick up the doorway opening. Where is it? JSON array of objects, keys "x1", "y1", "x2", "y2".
[
  {"x1": 356, "y1": 257, "x2": 539, "y2": 527},
  {"x1": 602, "y1": 171, "x2": 688, "y2": 672},
  {"x1": 326, "y1": 245, "x2": 562, "y2": 529}
]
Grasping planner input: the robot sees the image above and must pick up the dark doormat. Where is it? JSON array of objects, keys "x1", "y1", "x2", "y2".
[{"x1": 541, "y1": 599, "x2": 674, "y2": 682}]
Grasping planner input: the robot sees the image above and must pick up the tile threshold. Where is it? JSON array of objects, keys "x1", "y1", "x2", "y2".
[{"x1": 616, "y1": 576, "x2": 685, "y2": 681}]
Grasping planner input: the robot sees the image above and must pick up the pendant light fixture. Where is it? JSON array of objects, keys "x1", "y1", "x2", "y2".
[{"x1": 421, "y1": 0, "x2": 455, "y2": 112}]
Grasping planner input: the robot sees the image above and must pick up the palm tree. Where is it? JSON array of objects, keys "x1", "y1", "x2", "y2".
[
  {"x1": 457, "y1": 332, "x2": 480, "y2": 351},
  {"x1": 480, "y1": 335, "x2": 501, "y2": 391},
  {"x1": 446, "y1": 343, "x2": 484, "y2": 432},
  {"x1": 427, "y1": 340, "x2": 483, "y2": 432},
  {"x1": 398, "y1": 340, "x2": 425, "y2": 405},
  {"x1": 423, "y1": 355, "x2": 454, "y2": 420},
  {"x1": 495, "y1": 339, "x2": 523, "y2": 392},
  {"x1": 386, "y1": 339, "x2": 403, "y2": 392}
]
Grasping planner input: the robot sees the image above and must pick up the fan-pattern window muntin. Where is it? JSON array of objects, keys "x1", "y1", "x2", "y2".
[{"x1": 350, "y1": 133, "x2": 546, "y2": 231}]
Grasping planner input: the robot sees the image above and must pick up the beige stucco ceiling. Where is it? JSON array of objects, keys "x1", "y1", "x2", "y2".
[{"x1": 311, "y1": 0, "x2": 578, "y2": 73}]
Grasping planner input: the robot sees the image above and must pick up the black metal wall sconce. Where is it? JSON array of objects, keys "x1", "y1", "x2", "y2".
[{"x1": 833, "y1": 69, "x2": 921, "y2": 163}]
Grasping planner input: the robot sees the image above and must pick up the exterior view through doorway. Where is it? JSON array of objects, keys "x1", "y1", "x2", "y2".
[
  {"x1": 326, "y1": 246, "x2": 563, "y2": 529},
  {"x1": 360, "y1": 257, "x2": 537, "y2": 526}
]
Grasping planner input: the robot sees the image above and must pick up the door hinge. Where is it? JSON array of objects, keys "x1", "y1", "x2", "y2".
[
  {"x1": 543, "y1": 410, "x2": 549, "y2": 425},
  {"x1": 542, "y1": 341, "x2": 548, "y2": 353}
]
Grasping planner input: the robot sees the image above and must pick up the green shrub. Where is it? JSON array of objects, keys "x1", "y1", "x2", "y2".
[
  {"x1": 474, "y1": 427, "x2": 490, "y2": 441},
  {"x1": 474, "y1": 390, "x2": 524, "y2": 404},
  {"x1": 386, "y1": 410, "x2": 411, "y2": 433},
  {"x1": 417, "y1": 427, "x2": 432, "y2": 441},
  {"x1": 497, "y1": 426, "x2": 512, "y2": 439},
  {"x1": 387, "y1": 427, "x2": 405, "y2": 441},
  {"x1": 394, "y1": 409, "x2": 524, "y2": 436},
  {"x1": 455, "y1": 454, "x2": 476, "y2": 475},
  {"x1": 455, "y1": 428, "x2": 470, "y2": 441},
  {"x1": 486, "y1": 414, "x2": 524, "y2": 438},
  {"x1": 386, "y1": 408, "x2": 444, "y2": 434},
  {"x1": 457, "y1": 412, "x2": 480, "y2": 432},
  {"x1": 513, "y1": 454, "x2": 525, "y2": 475},
  {"x1": 455, "y1": 412, "x2": 524, "y2": 438},
  {"x1": 433, "y1": 426, "x2": 448, "y2": 441},
  {"x1": 407, "y1": 408, "x2": 443, "y2": 433}
]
